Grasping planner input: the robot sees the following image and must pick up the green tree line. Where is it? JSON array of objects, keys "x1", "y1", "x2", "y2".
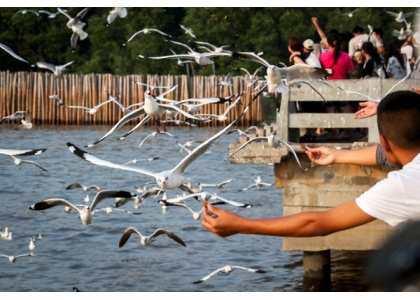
[{"x1": 0, "y1": 7, "x2": 418, "y2": 76}]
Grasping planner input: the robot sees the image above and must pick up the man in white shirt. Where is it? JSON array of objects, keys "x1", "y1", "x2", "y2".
[
  {"x1": 348, "y1": 25, "x2": 380, "y2": 57},
  {"x1": 202, "y1": 90, "x2": 420, "y2": 239}
]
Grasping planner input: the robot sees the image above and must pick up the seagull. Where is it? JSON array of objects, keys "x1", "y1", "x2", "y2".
[
  {"x1": 0, "y1": 253, "x2": 34, "y2": 264},
  {"x1": 238, "y1": 66, "x2": 264, "y2": 80},
  {"x1": 238, "y1": 176, "x2": 274, "y2": 192},
  {"x1": 0, "y1": 42, "x2": 30, "y2": 64},
  {"x1": 231, "y1": 52, "x2": 332, "y2": 97},
  {"x1": 119, "y1": 227, "x2": 186, "y2": 247},
  {"x1": 1, "y1": 232, "x2": 12, "y2": 240},
  {"x1": 386, "y1": 10, "x2": 414, "y2": 23},
  {"x1": 195, "y1": 41, "x2": 231, "y2": 53},
  {"x1": 67, "y1": 99, "x2": 114, "y2": 115},
  {"x1": 65, "y1": 183, "x2": 101, "y2": 193},
  {"x1": 159, "y1": 191, "x2": 251, "y2": 208},
  {"x1": 115, "y1": 187, "x2": 161, "y2": 209},
  {"x1": 123, "y1": 28, "x2": 171, "y2": 45},
  {"x1": 218, "y1": 70, "x2": 236, "y2": 87},
  {"x1": 122, "y1": 157, "x2": 159, "y2": 165},
  {"x1": 57, "y1": 7, "x2": 91, "y2": 49},
  {"x1": 0, "y1": 148, "x2": 46, "y2": 157},
  {"x1": 38, "y1": 9, "x2": 65, "y2": 18},
  {"x1": 9, "y1": 155, "x2": 48, "y2": 172},
  {"x1": 36, "y1": 61, "x2": 75, "y2": 76},
  {"x1": 29, "y1": 190, "x2": 137, "y2": 225},
  {"x1": 193, "y1": 92, "x2": 244, "y2": 122},
  {"x1": 168, "y1": 49, "x2": 195, "y2": 66},
  {"x1": 145, "y1": 40, "x2": 231, "y2": 66},
  {"x1": 137, "y1": 129, "x2": 178, "y2": 149},
  {"x1": 0, "y1": 111, "x2": 25, "y2": 125},
  {"x1": 18, "y1": 110, "x2": 32, "y2": 129},
  {"x1": 13, "y1": 9, "x2": 39, "y2": 17},
  {"x1": 48, "y1": 95, "x2": 64, "y2": 107},
  {"x1": 341, "y1": 8, "x2": 359, "y2": 17},
  {"x1": 197, "y1": 178, "x2": 235, "y2": 190},
  {"x1": 106, "y1": 91, "x2": 143, "y2": 114},
  {"x1": 158, "y1": 200, "x2": 204, "y2": 220},
  {"x1": 107, "y1": 7, "x2": 127, "y2": 25},
  {"x1": 393, "y1": 28, "x2": 408, "y2": 40},
  {"x1": 92, "y1": 207, "x2": 141, "y2": 215},
  {"x1": 180, "y1": 24, "x2": 196, "y2": 38},
  {"x1": 0, "y1": 227, "x2": 9, "y2": 239},
  {"x1": 193, "y1": 265, "x2": 266, "y2": 284},
  {"x1": 228, "y1": 132, "x2": 304, "y2": 173},
  {"x1": 226, "y1": 126, "x2": 256, "y2": 137},
  {"x1": 29, "y1": 237, "x2": 36, "y2": 252},
  {"x1": 84, "y1": 89, "x2": 205, "y2": 147}
]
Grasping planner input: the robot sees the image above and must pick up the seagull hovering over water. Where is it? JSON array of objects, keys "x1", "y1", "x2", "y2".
[
  {"x1": 123, "y1": 28, "x2": 171, "y2": 45},
  {"x1": 195, "y1": 41, "x2": 231, "y2": 53},
  {"x1": 48, "y1": 95, "x2": 64, "y2": 107},
  {"x1": 16, "y1": 111, "x2": 32, "y2": 129},
  {"x1": 9, "y1": 155, "x2": 48, "y2": 172},
  {"x1": 106, "y1": 91, "x2": 143, "y2": 114},
  {"x1": 137, "y1": 129, "x2": 178, "y2": 149},
  {"x1": 65, "y1": 182, "x2": 101, "y2": 193},
  {"x1": 107, "y1": 7, "x2": 127, "y2": 25},
  {"x1": 197, "y1": 178, "x2": 235, "y2": 190},
  {"x1": 0, "y1": 111, "x2": 25, "y2": 125},
  {"x1": 0, "y1": 147, "x2": 47, "y2": 171},
  {"x1": 193, "y1": 265, "x2": 266, "y2": 284},
  {"x1": 238, "y1": 176, "x2": 274, "y2": 192},
  {"x1": 119, "y1": 227, "x2": 186, "y2": 247},
  {"x1": 0, "y1": 253, "x2": 35, "y2": 264},
  {"x1": 29, "y1": 190, "x2": 137, "y2": 225},
  {"x1": 193, "y1": 92, "x2": 244, "y2": 122},
  {"x1": 122, "y1": 157, "x2": 159, "y2": 165},
  {"x1": 0, "y1": 42, "x2": 30, "y2": 64},
  {"x1": 36, "y1": 61, "x2": 75, "y2": 76}
]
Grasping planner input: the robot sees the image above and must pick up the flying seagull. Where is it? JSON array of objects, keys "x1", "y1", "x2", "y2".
[
  {"x1": 48, "y1": 95, "x2": 64, "y2": 107},
  {"x1": 29, "y1": 190, "x2": 137, "y2": 225},
  {"x1": 13, "y1": 9, "x2": 39, "y2": 17},
  {"x1": 0, "y1": 253, "x2": 35, "y2": 264},
  {"x1": 119, "y1": 227, "x2": 186, "y2": 247},
  {"x1": 67, "y1": 99, "x2": 114, "y2": 115},
  {"x1": 0, "y1": 42, "x2": 30, "y2": 64},
  {"x1": 107, "y1": 7, "x2": 127, "y2": 25},
  {"x1": 36, "y1": 61, "x2": 75, "y2": 76},
  {"x1": 123, "y1": 28, "x2": 171, "y2": 45},
  {"x1": 193, "y1": 265, "x2": 266, "y2": 284},
  {"x1": 180, "y1": 24, "x2": 196, "y2": 38},
  {"x1": 341, "y1": 8, "x2": 359, "y2": 17},
  {"x1": 0, "y1": 111, "x2": 25, "y2": 125},
  {"x1": 57, "y1": 7, "x2": 91, "y2": 49},
  {"x1": 65, "y1": 182, "x2": 101, "y2": 192}
]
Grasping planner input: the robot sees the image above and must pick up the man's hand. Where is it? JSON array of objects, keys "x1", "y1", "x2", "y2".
[
  {"x1": 306, "y1": 146, "x2": 337, "y2": 165},
  {"x1": 201, "y1": 204, "x2": 241, "y2": 238},
  {"x1": 311, "y1": 17, "x2": 318, "y2": 25},
  {"x1": 354, "y1": 101, "x2": 379, "y2": 119}
]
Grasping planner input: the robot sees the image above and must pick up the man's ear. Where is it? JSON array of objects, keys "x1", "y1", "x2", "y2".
[{"x1": 379, "y1": 134, "x2": 391, "y2": 153}]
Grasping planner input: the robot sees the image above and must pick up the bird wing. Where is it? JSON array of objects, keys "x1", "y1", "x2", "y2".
[
  {"x1": 85, "y1": 106, "x2": 145, "y2": 147},
  {"x1": 60, "y1": 60, "x2": 75, "y2": 69},
  {"x1": 125, "y1": 29, "x2": 147, "y2": 44},
  {"x1": 65, "y1": 182, "x2": 86, "y2": 190},
  {"x1": 157, "y1": 103, "x2": 206, "y2": 120},
  {"x1": 386, "y1": 11, "x2": 399, "y2": 17},
  {"x1": 75, "y1": 7, "x2": 91, "y2": 21},
  {"x1": 227, "y1": 137, "x2": 268, "y2": 160},
  {"x1": 117, "y1": 115, "x2": 151, "y2": 141},
  {"x1": 36, "y1": 62, "x2": 57, "y2": 73},
  {"x1": 0, "y1": 148, "x2": 46, "y2": 157},
  {"x1": 90, "y1": 190, "x2": 137, "y2": 211},
  {"x1": 283, "y1": 65, "x2": 332, "y2": 84},
  {"x1": 0, "y1": 42, "x2": 29, "y2": 64},
  {"x1": 272, "y1": 136, "x2": 304, "y2": 173},
  {"x1": 92, "y1": 99, "x2": 114, "y2": 110},
  {"x1": 194, "y1": 41, "x2": 215, "y2": 49},
  {"x1": 57, "y1": 7, "x2": 72, "y2": 20},
  {"x1": 169, "y1": 40, "x2": 196, "y2": 53},
  {"x1": 148, "y1": 54, "x2": 194, "y2": 60},
  {"x1": 67, "y1": 142, "x2": 158, "y2": 179},
  {"x1": 193, "y1": 267, "x2": 226, "y2": 284},
  {"x1": 29, "y1": 198, "x2": 81, "y2": 213},
  {"x1": 334, "y1": 85, "x2": 377, "y2": 102},
  {"x1": 232, "y1": 266, "x2": 266, "y2": 273},
  {"x1": 231, "y1": 52, "x2": 271, "y2": 68},
  {"x1": 119, "y1": 227, "x2": 142, "y2": 248},
  {"x1": 149, "y1": 28, "x2": 171, "y2": 36},
  {"x1": 19, "y1": 158, "x2": 48, "y2": 172},
  {"x1": 25, "y1": 111, "x2": 32, "y2": 123},
  {"x1": 239, "y1": 183, "x2": 257, "y2": 192},
  {"x1": 137, "y1": 133, "x2": 155, "y2": 148},
  {"x1": 210, "y1": 194, "x2": 252, "y2": 208},
  {"x1": 150, "y1": 228, "x2": 186, "y2": 246},
  {"x1": 385, "y1": 66, "x2": 414, "y2": 97}
]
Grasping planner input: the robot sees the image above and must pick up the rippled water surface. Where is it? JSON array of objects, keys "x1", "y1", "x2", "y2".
[{"x1": 0, "y1": 125, "x2": 369, "y2": 292}]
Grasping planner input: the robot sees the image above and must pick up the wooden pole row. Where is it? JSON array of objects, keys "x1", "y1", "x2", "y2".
[{"x1": 0, "y1": 72, "x2": 264, "y2": 127}]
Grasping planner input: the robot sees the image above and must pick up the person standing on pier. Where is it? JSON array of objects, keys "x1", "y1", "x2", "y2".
[{"x1": 202, "y1": 90, "x2": 420, "y2": 238}]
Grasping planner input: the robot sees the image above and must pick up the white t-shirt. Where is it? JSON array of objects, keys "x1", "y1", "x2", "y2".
[
  {"x1": 348, "y1": 34, "x2": 380, "y2": 56},
  {"x1": 305, "y1": 52, "x2": 321, "y2": 68},
  {"x1": 401, "y1": 44, "x2": 414, "y2": 72},
  {"x1": 356, "y1": 153, "x2": 420, "y2": 226}
]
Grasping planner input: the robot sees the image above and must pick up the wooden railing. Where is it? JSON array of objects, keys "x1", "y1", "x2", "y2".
[
  {"x1": 276, "y1": 78, "x2": 420, "y2": 144},
  {"x1": 0, "y1": 71, "x2": 264, "y2": 126}
]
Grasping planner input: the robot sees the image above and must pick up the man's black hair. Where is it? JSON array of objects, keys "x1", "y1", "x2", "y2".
[{"x1": 378, "y1": 90, "x2": 420, "y2": 149}]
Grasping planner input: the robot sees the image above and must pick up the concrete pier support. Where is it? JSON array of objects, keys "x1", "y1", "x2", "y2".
[{"x1": 303, "y1": 250, "x2": 331, "y2": 292}]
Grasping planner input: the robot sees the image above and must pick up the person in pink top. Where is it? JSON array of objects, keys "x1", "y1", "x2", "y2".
[{"x1": 319, "y1": 34, "x2": 354, "y2": 139}]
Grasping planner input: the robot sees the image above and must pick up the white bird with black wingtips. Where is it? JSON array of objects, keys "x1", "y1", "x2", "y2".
[
  {"x1": 119, "y1": 227, "x2": 186, "y2": 247},
  {"x1": 0, "y1": 253, "x2": 35, "y2": 264},
  {"x1": 36, "y1": 61, "x2": 75, "y2": 76},
  {"x1": 193, "y1": 265, "x2": 266, "y2": 284},
  {"x1": 29, "y1": 190, "x2": 137, "y2": 225}
]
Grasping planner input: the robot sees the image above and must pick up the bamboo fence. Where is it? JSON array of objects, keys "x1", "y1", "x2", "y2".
[{"x1": 0, "y1": 71, "x2": 264, "y2": 127}]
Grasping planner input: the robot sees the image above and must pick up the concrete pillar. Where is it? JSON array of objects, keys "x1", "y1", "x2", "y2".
[{"x1": 303, "y1": 250, "x2": 331, "y2": 292}]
